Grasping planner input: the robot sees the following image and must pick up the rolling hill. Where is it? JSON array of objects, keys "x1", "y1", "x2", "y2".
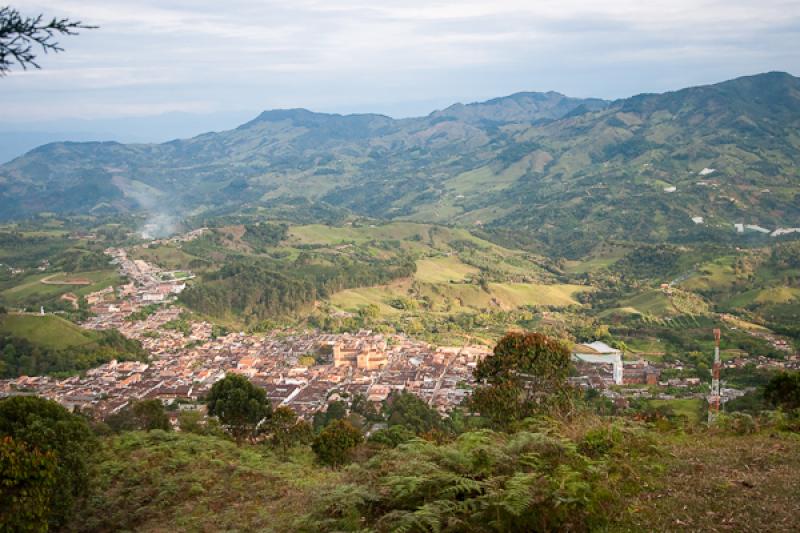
[{"x1": 2, "y1": 72, "x2": 799, "y2": 251}]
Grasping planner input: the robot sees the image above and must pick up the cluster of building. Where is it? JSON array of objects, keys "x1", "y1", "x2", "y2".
[
  {"x1": 2, "y1": 240, "x2": 798, "y2": 424},
  {"x1": 0, "y1": 248, "x2": 492, "y2": 420}
]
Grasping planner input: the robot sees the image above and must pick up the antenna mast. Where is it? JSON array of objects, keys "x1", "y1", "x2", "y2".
[{"x1": 708, "y1": 328, "x2": 721, "y2": 423}]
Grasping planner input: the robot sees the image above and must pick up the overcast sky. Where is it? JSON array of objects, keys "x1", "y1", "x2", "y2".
[{"x1": 4, "y1": 0, "x2": 800, "y2": 125}]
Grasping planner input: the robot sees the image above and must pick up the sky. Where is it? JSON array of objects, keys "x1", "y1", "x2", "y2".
[{"x1": 2, "y1": 0, "x2": 800, "y2": 137}]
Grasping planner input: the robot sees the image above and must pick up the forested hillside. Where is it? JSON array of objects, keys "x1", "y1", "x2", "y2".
[{"x1": 3, "y1": 73, "x2": 799, "y2": 250}]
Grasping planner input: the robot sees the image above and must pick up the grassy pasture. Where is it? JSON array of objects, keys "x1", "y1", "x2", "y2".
[
  {"x1": 0, "y1": 313, "x2": 96, "y2": 349},
  {"x1": 415, "y1": 256, "x2": 479, "y2": 283},
  {"x1": 1, "y1": 269, "x2": 120, "y2": 307}
]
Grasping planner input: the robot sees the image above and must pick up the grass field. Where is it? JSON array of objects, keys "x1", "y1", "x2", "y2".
[
  {"x1": 726, "y1": 286, "x2": 800, "y2": 308},
  {"x1": 330, "y1": 280, "x2": 589, "y2": 315},
  {"x1": 0, "y1": 313, "x2": 95, "y2": 349},
  {"x1": 1, "y1": 269, "x2": 120, "y2": 307},
  {"x1": 563, "y1": 246, "x2": 628, "y2": 274},
  {"x1": 415, "y1": 256, "x2": 479, "y2": 283},
  {"x1": 619, "y1": 290, "x2": 676, "y2": 317},
  {"x1": 647, "y1": 398, "x2": 703, "y2": 423},
  {"x1": 289, "y1": 222, "x2": 432, "y2": 246}
]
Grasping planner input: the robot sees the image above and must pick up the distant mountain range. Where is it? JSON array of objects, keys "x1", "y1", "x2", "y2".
[{"x1": 2, "y1": 72, "x2": 799, "y2": 252}]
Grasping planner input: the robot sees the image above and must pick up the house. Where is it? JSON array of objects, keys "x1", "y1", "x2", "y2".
[{"x1": 572, "y1": 341, "x2": 623, "y2": 385}]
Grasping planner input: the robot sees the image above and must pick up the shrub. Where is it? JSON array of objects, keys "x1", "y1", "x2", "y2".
[
  {"x1": 717, "y1": 412, "x2": 758, "y2": 435},
  {"x1": 0, "y1": 436, "x2": 58, "y2": 533},
  {"x1": 0, "y1": 396, "x2": 95, "y2": 528},
  {"x1": 312, "y1": 419, "x2": 363, "y2": 467},
  {"x1": 304, "y1": 425, "x2": 660, "y2": 531}
]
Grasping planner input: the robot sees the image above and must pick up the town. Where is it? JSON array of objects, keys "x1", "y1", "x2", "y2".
[
  {"x1": 2, "y1": 244, "x2": 798, "y2": 426},
  {"x1": 1, "y1": 247, "x2": 492, "y2": 421}
]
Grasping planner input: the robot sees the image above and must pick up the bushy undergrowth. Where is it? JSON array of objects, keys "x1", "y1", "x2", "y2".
[{"x1": 299, "y1": 419, "x2": 660, "y2": 532}]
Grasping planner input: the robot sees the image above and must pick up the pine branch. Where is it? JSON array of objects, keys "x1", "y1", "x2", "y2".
[{"x1": 0, "y1": 6, "x2": 96, "y2": 75}]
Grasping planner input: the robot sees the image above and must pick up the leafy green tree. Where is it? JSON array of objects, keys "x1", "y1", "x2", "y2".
[
  {"x1": 266, "y1": 406, "x2": 312, "y2": 457},
  {"x1": 107, "y1": 399, "x2": 171, "y2": 432},
  {"x1": 0, "y1": 435, "x2": 58, "y2": 533},
  {"x1": 764, "y1": 372, "x2": 800, "y2": 410},
  {"x1": 384, "y1": 391, "x2": 442, "y2": 435},
  {"x1": 312, "y1": 419, "x2": 363, "y2": 467},
  {"x1": 0, "y1": 396, "x2": 95, "y2": 528},
  {"x1": 313, "y1": 400, "x2": 347, "y2": 432},
  {"x1": 0, "y1": 7, "x2": 95, "y2": 75},
  {"x1": 206, "y1": 374, "x2": 272, "y2": 443},
  {"x1": 469, "y1": 332, "x2": 573, "y2": 428},
  {"x1": 367, "y1": 425, "x2": 415, "y2": 448}
]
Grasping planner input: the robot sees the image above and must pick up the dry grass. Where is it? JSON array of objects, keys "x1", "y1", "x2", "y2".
[{"x1": 618, "y1": 431, "x2": 800, "y2": 532}]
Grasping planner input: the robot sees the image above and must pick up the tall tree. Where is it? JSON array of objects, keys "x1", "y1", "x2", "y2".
[
  {"x1": 764, "y1": 372, "x2": 800, "y2": 410},
  {"x1": 266, "y1": 406, "x2": 312, "y2": 457},
  {"x1": 469, "y1": 331, "x2": 573, "y2": 428},
  {"x1": 106, "y1": 399, "x2": 171, "y2": 433},
  {"x1": 0, "y1": 6, "x2": 95, "y2": 75},
  {"x1": 384, "y1": 391, "x2": 442, "y2": 435},
  {"x1": 0, "y1": 396, "x2": 95, "y2": 529},
  {"x1": 206, "y1": 374, "x2": 272, "y2": 444},
  {"x1": 0, "y1": 436, "x2": 58, "y2": 533}
]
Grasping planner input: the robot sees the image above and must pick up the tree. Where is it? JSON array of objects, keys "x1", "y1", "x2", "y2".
[
  {"x1": 384, "y1": 391, "x2": 442, "y2": 435},
  {"x1": 313, "y1": 400, "x2": 347, "y2": 432},
  {"x1": 178, "y1": 410, "x2": 224, "y2": 437},
  {"x1": 0, "y1": 436, "x2": 58, "y2": 533},
  {"x1": 312, "y1": 419, "x2": 363, "y2": 467},
  {"x1": 764, "y1": 372, "x2": 800, "y2": 410},
  {"x1": 0, "y1": 396, "x2": 95, "y2": 528},
  {"x1": 206, "y1": 374, "x2": 272, "y2": 443},
  {"x1": 469, "y1": 332, "x2": 573, "y2": 428},
  {"x1": 367, "y1": 425, "x2": 415, "y2": 448},
  {"x1": 0, "y1": 6, "x2": 95, "y2": 75},
  {"x1": 107, "y1": 399, "x2": 171, "y2": 432},
  {"x1": 266, "y1": 406, "x2": 312, "y2": 457}
]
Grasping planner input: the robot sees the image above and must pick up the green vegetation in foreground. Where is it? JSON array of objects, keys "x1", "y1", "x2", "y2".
[
  {"x1": 42, "y1": 420, "x2": 797, "y2": 532},
  {"x1": 3, "y1": 334, "x2": 800, "y2": 532}
]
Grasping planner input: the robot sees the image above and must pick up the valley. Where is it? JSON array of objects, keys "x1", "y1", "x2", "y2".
[{"x1": 2, "y1": 69, "x2": 800, "y2": 532}]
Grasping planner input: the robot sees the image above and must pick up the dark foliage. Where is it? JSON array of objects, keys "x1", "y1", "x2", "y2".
[
  {"x1": 311, "y1": 419, "x2": 363, "y2": 467},
  {"x1": 0, "y1": 435, "x2": 58, "y2": 532},
  {"x1": 0, "y1": 328, "x2": 147, "y2": 378},
  {"x1": 470, "y1": 332, "x2": 573, "y2": 428},
  {"x1": 764, "y1": 372, "x2": 800, "y2": 410},
  {"x1": 206, "y1": 374, "x2": 272, "y2": 443},
  {"x1": 106, "y1": 399, "x2": 171, "y2": 433},
  {"x1": 0, "y1": 396, "x2": 95, "y2": 528}
]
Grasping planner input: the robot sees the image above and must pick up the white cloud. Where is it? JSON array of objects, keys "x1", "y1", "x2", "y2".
[{"x1": 2, "y1": 0, "x2": 799, "y2": 121}]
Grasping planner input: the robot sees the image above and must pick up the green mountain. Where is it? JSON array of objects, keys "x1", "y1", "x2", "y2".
[{"x1": 2, "y1": 72, "x2": 799, "y2": 251}]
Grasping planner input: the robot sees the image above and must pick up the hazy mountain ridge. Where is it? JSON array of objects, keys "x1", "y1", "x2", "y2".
[{"x1": 2, "y1": 72, "x2": 799, "y2": 248}]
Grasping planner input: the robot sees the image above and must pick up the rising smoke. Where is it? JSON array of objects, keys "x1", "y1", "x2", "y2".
[{"x1": 125, "y1": 187, "x2": 182, "y2": 239}]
